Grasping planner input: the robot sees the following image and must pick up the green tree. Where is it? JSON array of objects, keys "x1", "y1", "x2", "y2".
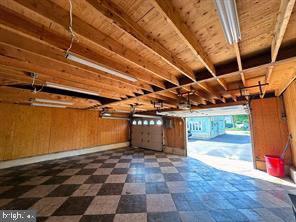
[{"x1": 233, "y1": 115, "x2": 249, "y2": 124}]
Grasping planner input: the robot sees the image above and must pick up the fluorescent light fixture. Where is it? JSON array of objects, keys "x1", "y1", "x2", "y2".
[
  {"x1": 31, "y1": 103, "x2": 66, "y2": 108},
  {"x1": 46, "y1": 82, "x2": 99, "y2": 96},
  {"x1": 214, "y1": 0, "x2": 241, "y2": 44},
  {"x1": 34, "y1": 98, "x2": 73, "y2": 106},
  {"x1": 66, "y1": 53, "x2": 137, "y2": 82},
  {"x1": 101, "y1": 116, "x2": 130, "y2": 120},
  {"x1": 102, "y1": 113, "x2": 112, "y2": 117},
  {"x1": 132, "y1": 114, "x2": 162, "y2": 119}
]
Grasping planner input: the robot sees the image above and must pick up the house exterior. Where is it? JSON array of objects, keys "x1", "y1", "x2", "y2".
[{"x1": 187, "y1": 116, "x2": 225, "y2": 139}]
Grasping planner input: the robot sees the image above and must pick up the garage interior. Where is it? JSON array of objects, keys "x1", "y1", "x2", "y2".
[{"x1": 0, "y1": 0, "x2": 296, "y2": 221}]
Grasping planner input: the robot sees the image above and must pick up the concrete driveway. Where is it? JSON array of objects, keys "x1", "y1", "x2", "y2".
[{"x1": 188, "y1": 131, "x2": 253, "y2": 161}]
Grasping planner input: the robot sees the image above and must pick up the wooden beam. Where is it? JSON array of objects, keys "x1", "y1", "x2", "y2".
[
  {"x1": 276, "y1": 70, "x2": 296, "y2": 96},
  {"x1": 197, "y1": 82, "x2": 226, "y2": 103},
  {"x1": 263, "y1": 0, "x2": 295, "y2": 97},
  {"x1": 191, "y1": 85, "x2": 216, "y2": 104},
  {"x1": 0, "y1": 27, "x2": 144, "y2": 96},
  {"x1": 94, "y1": 55, "x2": 296, "y2": 109},
  {"x1": 0, "y1": 4, "x2": 166, "y2": 91},
  {"x1": 271, "y1": 0, "x2": 296, "y2": 62},
  {"x1": 149, "y1": 1, "x2": 232, "y2": 92},
  {"x1": 0, "y1": 44, "x2": 130, "y2": 99},
  {"x1": 151, "y1": 0, "x2": 215, "y2": 76},
  {"x1": 156, "y1": 91, "x2": 179, "y2": 100},
  {"x1": 87, "y1": 0, "x2": 195, "y2": 81},
  {"x1": 13, "y1": 0, "x2": 179, "y2": 86},
  {"x1": 189, "y1": 95, "x2": 207, "y2": 106},
  {"x1": 0, "y1": 86, "x2": 100, "y2": 108},
  {"x1": 233, "y1": 43, "x2": 246, "y2": 86}
]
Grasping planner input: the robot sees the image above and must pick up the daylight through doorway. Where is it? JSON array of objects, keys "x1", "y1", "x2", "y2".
[{"x1": 186, "y1": 114, "x2": 253, "y2": 168}]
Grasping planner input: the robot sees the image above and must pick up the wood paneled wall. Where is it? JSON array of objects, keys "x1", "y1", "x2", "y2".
[
  {"x1": 284, "y1": 80, "x2": 296, "y2": 167},
  {"x1": 164, "y1": 117, "x2": 185, "y2": 149},
  {"x1": 0, "y1": 103, "x2": 129, "y2": 160},
  {"x1": 250, "y1": 97, "x2": 291, "y2": 170}
]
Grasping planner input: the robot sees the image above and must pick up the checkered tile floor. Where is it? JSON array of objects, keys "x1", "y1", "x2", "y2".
[{"x1": 0, "y1": 147, "x2": 296, "y2": 221}]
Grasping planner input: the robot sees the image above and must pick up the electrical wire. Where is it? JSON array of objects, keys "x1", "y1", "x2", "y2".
[{"x1": 65, "y1": 0, "x2": 77, "y2": 56}]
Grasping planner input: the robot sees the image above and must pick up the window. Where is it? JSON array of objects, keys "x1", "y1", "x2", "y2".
[
  {"x1": 198, "y1": 122, "x2": 202, "y2": 131},
  {"x1": 132, "y1": 120, "x2": 137, "y2": 125},
  {"x1": 143, "y1": 120, "x2": 148, "y2": 125},
  {"x1": 138, "y1": 120, "x2": 142, "y2": 125},
  {"x1": 156, "y1": 120, "x2": 162, "y2": 126},
  {"x1": 149, "y1": 120, "x2": 155, "y2": 125}
]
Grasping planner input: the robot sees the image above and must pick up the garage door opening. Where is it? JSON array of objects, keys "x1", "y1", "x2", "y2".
[
  {"x1": 187, "y1": 114, "x2": 252, "y2": 161},
  {"x1": 158, "y1": 104, "x2": 254, "y2": 171},
  {"x1": 185, "y1": 105, "x2": 254, "y2": 170}
]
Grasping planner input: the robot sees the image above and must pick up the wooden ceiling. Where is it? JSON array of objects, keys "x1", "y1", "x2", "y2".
[{"x1": 0, "y1": 0, "x2": 295, "y2": 112}]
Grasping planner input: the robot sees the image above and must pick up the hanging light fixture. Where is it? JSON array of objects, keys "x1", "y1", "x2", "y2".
[
  {"x1": 46, "y1": 82, "x2": 100, "y2": 96},
  {"x1": 66, "y1": 53, "x2": 137, "y2": 82},
  {"x1": 214, "y1": 0, "x2": 241, "y2": 44},
  {"x1": 34, "y1": 98, "x2": 73, "y2": 106},
  {"x1": 64, "y1": 0, "x2": 137, "y2": 82}
]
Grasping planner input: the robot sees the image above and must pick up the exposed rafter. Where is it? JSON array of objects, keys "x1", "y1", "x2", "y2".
[
  {"x1": 150, "y1": 0, "x2": 236, "y2": 98},
  {"x1": 233, "y1": 43, "x2": 246, "y2": 86},
  {"x1": 94, "y1": 54, "x2": 296, "y2": 109},
  {"x1": 150, "y1": 0, "x2": 215, "y2": 75},
  {"x1": 0, "y1": 5, "x2": 166, "y2": 91},
  {"x1": 12, "y1": 0, "x2": 179, "y2": 86},
  {"x1": 262, "y1": 0, "x2": 295, "y2": 97},
  {"x1": 86, "y1": 0, "x2": 196, "y2": 81}
]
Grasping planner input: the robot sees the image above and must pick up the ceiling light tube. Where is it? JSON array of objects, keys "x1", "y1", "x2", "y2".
[
  {"x1": 31, "y1": 103, "x2": 66, "y2": 108},
  {"x1": 132, "y1": 114, "x2": 162, "y2": 119},
  {"x1": 34, "y1": 98, "x2": 73, "y2": 106},
  {"x1": 46, "y1": 82, "x2": 99, "y2": 96},
  {"x1": 66, "y1": 53, "x2": 137, "y2": 82},
  {"x1": 102, "y1": 113, "x2": 112, "y2": 117},
  {"x1": 101, "y1": 116, "x2": 130, "y2": 120},
  {"x1": 214, "y1": 0, "x2": 241, "y2": 44}
]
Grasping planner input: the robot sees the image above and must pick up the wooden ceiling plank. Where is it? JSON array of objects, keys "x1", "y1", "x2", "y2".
[
  {"x1": 149, "y1": 1, "x2": 232, "y2": 92},
  {"x1": 87, "y1": 0, "x2": 195, "y2": 81},
  {"x1": 0, "y1": 86, "x2": 101, "y2": 108},
  {"x1": 0, "y1": 44, "x2": 128, "y2": 99},
  {"x1": 0, "y1": 5, "x2": 166, "y2": 91},
  {"x1": 0, "y1": 64, "x2": 125, "y2": 100},
  {"x1": 0, "y1": 28, "x2": 141, "y2": 96},
  {"x1": 151, "y1": 0, "x2": 215, "y2": 75},
  {"x1": 13, "y1": 0, "x2": 179, "y2": 86}
]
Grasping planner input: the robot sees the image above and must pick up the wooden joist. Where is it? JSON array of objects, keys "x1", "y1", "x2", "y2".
[
  {"x1": 262, "y1": 0, "x2": 295, "y2": 97},
  {"x1": 86, "y1": 0, "x2": 196, "y2": 81},
  {"x1": 13, "y1": 0, "x2": 180, "y2": 86},
  {"x1": 233, "y1": 43, "x2": 246, "y2": 86},
  {"x1": 0, "y1": 5, "x2": 166, "y2": 91},
  {"x1": 151, "y1": 0, "x2": 215, "y2": 76},
  {"x1": 97, "y1": 55, "x2": 296, "y2": 109}
]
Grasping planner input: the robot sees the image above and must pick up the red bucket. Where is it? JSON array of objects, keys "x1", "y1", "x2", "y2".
[{"x1": 264, "y1": 155, "x2": 285, "y2": 177}]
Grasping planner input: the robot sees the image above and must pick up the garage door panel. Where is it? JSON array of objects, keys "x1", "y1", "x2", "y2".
[{"x1": 131, "y1": 118, "x2": 163, "y2": 151}]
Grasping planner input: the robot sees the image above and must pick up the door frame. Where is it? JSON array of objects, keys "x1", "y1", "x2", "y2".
[{"x1": 184, "y1": 106, "x2": 256, "y2": 168}]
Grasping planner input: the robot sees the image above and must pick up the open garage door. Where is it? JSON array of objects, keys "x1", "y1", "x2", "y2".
[
  {"x1": 158, "y1": 105, "x2": 254, "y2": 170},
  {"x1": 131, "y1": 118, "x2": 163, "y2": 151}
]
